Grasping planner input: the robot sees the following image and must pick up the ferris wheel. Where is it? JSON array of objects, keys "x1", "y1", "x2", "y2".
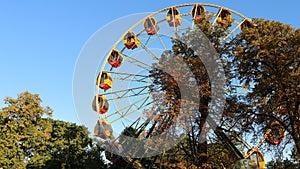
[{"x1": 90, "y1": 3, "x2": 271, "y2": 168}]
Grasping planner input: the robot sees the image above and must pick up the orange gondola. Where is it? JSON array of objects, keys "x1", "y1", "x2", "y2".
[
  {"x1": 123, "y1": 31, "x2": 140, "y2": 49},
  {"x1": 108, "y1": 49, "x2": 123, "y2": 68},
  {"x1": 216, "y1": 9, "x2": 233, "y2": 27},
  {"x1": 166, "y1": 7, "x2": 182, "y2": 27},
  {"x1": 144, "y1": 17, "x2": 159, "y2": 35},
  {"x1": 96, "y1": 72, "x2": 113, "y2": 90},
  {"x1": 191, "y1": 5, "x2": 205, "y2": 21},
  {"x1": 92, "y1": 95, "x2": 109, "y2": 114}
]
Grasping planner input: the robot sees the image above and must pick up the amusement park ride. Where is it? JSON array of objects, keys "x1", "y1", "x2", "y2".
[{"x1": 91, "y1": 4, "x2": 286, "y2": 169}]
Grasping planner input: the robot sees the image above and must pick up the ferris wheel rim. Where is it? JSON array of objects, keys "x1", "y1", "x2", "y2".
[
  {"x1": 94, "y1": 4, "x2": 256, "y2": 151},
  {"x1": 95, "y1": 3, "x2": 254, "y2": 121},
  {"x1": 90, "y1": 3, "x2": 259, "y2": 168}
]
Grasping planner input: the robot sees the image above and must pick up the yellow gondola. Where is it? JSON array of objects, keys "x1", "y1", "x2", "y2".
[
  {"x1": 94, "y1": 119, "x2": 114, "y2": 140},
  {"x1": 91, "y1": 95, "x2": 109, "y2": 114},
  {"x1": 216, "y1": 9, "x2": 233, "y2": 27},
  {"x1": 166, "y1": 7, "x2": 182, "y2": 27},
  {"x1": 96, "y1": 72, "x2": 113, "y2": 90},
  {"x1": 123, "y1": 31, "x2": 140, "y2": 49},
  {"x1": 191, "y1": 5, "x2": 205, "y2": 21},
  {"x1": 108, "y1": 49, "x2": 123, "y2": 68},
  {"x1": 144, "y1": 17, "x2": 159, "y2": 35},
  {"x1": 247, "y1": 148, "x2": 265, "y2": 169}
]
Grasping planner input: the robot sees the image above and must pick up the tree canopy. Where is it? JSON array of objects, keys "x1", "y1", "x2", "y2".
[
  {"x1": 0, "y1": 92, "x2": 108, "y2": 169},
  {"x1": 228, "y1": 19, "x2": 300, "y2": 156}
]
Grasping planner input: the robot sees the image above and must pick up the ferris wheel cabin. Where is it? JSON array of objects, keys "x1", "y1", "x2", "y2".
[
  {"x1": 108, "y1": 49, "x2": 123, "y2": 68},
  {"x1": 217, "y1": 9, "x2": 233, "y2": 27},
  {"x1": 240, "y1": 19, "x2": 256, "y2": 31},
  {"x1": 123, "y1": 31, "x2": 140, "y2": 49},
  {"x1": 166, "y1": 7, "x2": 182, "y2": 27},
  {"x1": 92, "y1": 95, "x2": 110, "y2": 114},
  {"x1": 144, "y1": 17, "x2": 159, "y2": 35},
  {"x1": 265, "y1": 121, "x2": 285, "y2": 145},
  {"x1": 94, "y1": 119, "x2": 114, "y2": 140},
  {"x1": 97, "y1": 72, "x2": 113, "y2": 90},
  {"x1": 191, "y1": 5, "x2": 206, "y2": 20},
  {"x1": 247, "y1": 148, "x2": 266, "y2": 169}
]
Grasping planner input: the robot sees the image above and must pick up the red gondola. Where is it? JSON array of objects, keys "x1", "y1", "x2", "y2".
[
  {"x1": 123, "y1": 31, "x2": 140, "y2": 49},
  {"x1": 191, "y1": 5, "x2": 205, "y2": 20},
  {"x1": 166, "y1": 7, "x2": 182, "y2": 27},
  {"x1": 96, "y1": 72, "x2": 113, "y2": 90},
  {"x1": 265, "y1": 121, "x2": 285, "y2": 145},
  {"x1": 91, "y1": 95, "x2": 109, "y2": 114},
  {"x1": 216, "y1": 9, "x2": 233, "y2": 27},
  {"x1": 108, "y1": 49, "x2": 123, "y2": 68},
  {"x1": 144, "y1": 17, "x2": 159, "y2": 35}
]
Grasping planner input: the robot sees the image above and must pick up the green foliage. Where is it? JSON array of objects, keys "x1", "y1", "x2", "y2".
[
  {"x1": 0, "y1": 92, "x2": 109, "y2": 169},
  {"x1": 0, "y1": 92, "x2": 53, "y2": 169},
  {"x1": 266, "y1": 158, "x2": 298, "y2": 169}
]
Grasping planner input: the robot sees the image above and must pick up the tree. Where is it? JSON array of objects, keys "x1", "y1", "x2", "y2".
[
  {"x1": 27, "y1": 120, "x2": 109, "y2": 169},
  {"x1": 0, "y1": 92, "x2": 109, "y2": 169},
  {"x1": 228, "y1": 19, "x2": 300, "y2": 155},
  {"x1": 266, "y1": 146, "x2": 299, "y2": 169},
  {"x1": 138, "y1": 17, "x2": 243, "y2": 168},
  {"x1": 0, "y1": 92, "x2": 53, "y2": 169},
  {"x1": 267, "y1": 159, "x2": 297, "y2": 169}
]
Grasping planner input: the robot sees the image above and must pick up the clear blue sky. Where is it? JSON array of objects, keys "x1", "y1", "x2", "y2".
[{"x1": 0, "y1": 0, "x2": 299, "y2": 124}]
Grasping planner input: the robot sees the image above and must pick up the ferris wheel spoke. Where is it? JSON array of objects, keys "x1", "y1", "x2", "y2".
[
  {"x1": 221, "y1": 121, "x2": 252, "y2": 149},
  {"x1": 108, "y1": 92, "x2": 149, "y2": 101},
  {"x1": 106, "y1": 71, "x2": 149, "y2": 77},
  {"x1": 170, "y1": 9, "x2": 177, "y2": 36},
  {"x1": 144, "y1": 35, "x2": 152, "y2": 46},
  {"x1": 191, "y1": 4, "x2": 200, "y2": 29},
  {"x1": 111, "y1": 96, "x2": 159, "y2": 124},
  {"x1": 101, "y1": 85, "x2": 151, "y2": 98},
  {"x1": 122, "y1": 53, "x2": 153, "y2": 71},
  {"x1": 223, "y1": 20, "x2": 244, "y2": 41},
  {"x1": 107, "y1": 96, "x2": 150, "y2": 121},
  {"x1": 212, "y1": 8, "x2": 222, "y2": 26},
  {"x1": 139, "y1": 42, "x2": 160, "y2": 61},
  {"x1": 156, "y1": 34, "x2": 168, "y2": 51},
  {"x1": 106, "y1": 71, "x2": 152, "y2": 84},
  {"x1": 113, "y1": 77, "x2": 152, "y2": 84}
]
